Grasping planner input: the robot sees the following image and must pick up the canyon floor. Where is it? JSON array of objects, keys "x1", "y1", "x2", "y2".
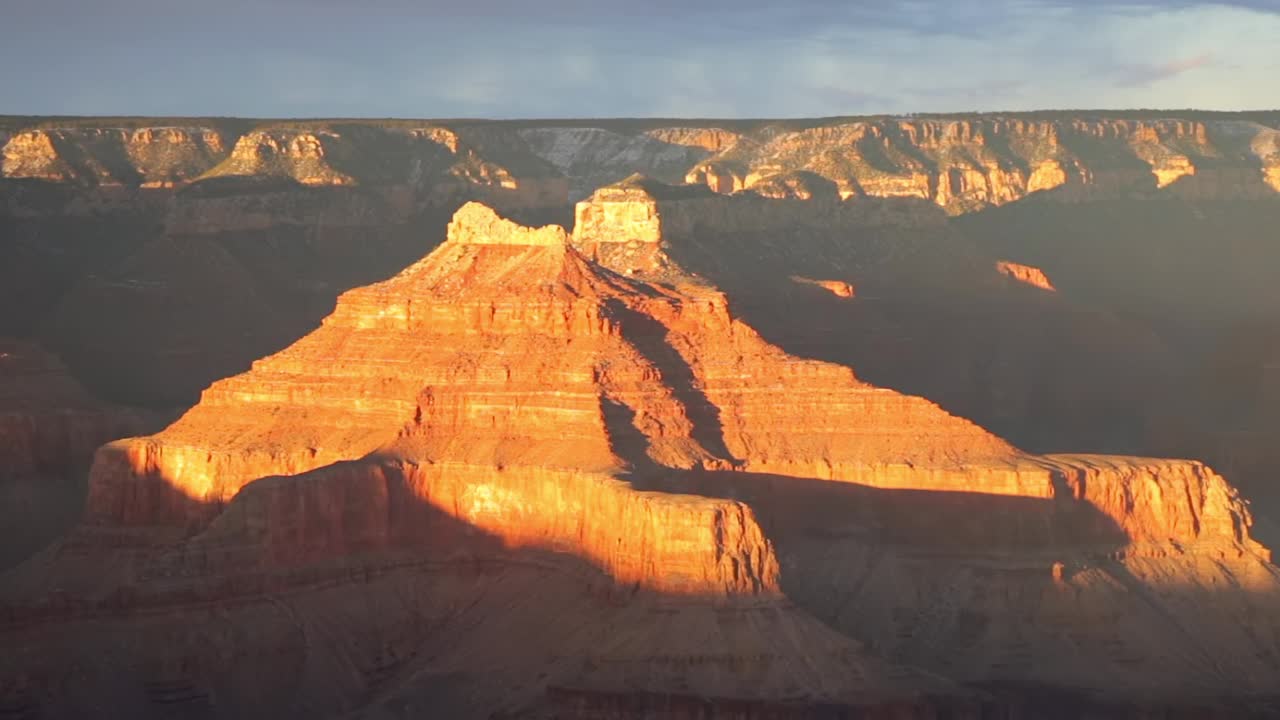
[{"x1": 2, "y1": 113, "x2": 1280, "y2": 718}]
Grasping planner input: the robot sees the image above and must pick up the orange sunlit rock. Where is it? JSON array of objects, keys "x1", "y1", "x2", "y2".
[
  {"x1": 792, "y1": 276, "x2": 856, "y2": 298},
  {"x1": 995, "y1": 260, "x2": 1057, "y2": 291},
  {"x1": 6, "y1": 114, "x2": 1280, "y2": 715},
  {"x1": 87, "y1": 200, "x2": 1268, "y2": 592}
]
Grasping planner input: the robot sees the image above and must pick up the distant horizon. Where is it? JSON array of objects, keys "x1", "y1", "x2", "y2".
[{"x1": 4, "y1": 107, "x2": 1280, "y2": 125}]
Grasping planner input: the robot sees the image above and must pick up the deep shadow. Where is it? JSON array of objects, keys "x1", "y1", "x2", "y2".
[
  {"x1": 603, "y1": 298, "x2": 740, "y2": 463},
  {"x1": 635, "y1": 467, "x2": 1129, "y2": 556},
  {"x1": 0, "y1": 182, "x2": 165, "y2": 337},
  {"x1": 3, "y1": 441, "x2": 1279, "y2": 718},
  {"x1": 656, "y1": 197, "x2": 1171, "y2": 455},
  {"x1": 21, "y1": 185, "x2": 464, "y2": 408},
  {"x1": 954, "y1": 182, "x2": 1280, "y2": 524}
]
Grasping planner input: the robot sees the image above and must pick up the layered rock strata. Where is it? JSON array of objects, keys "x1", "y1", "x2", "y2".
[
  {"x1": 5, "y1": 114, "x2": 1277, "y2": 218},
  {"x1": 0, "y1": 339, "x2": 157, "y2": 569},
  {"x1": 681, "y1": 117, "x2": 1280, "y2": 212},
  {"x1": 571, "y1": 177, "x2": 1186, "y2": 455},
  {"x1": 2, "y1": 200, "x2": 1278, "y2": 716}
]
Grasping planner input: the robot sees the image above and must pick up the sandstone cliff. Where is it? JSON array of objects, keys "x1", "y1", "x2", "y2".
[
  {"x1": 570, "y1": 176, "x2": 1177, "y2": 459},
  {"x1": 0, "y1": 202, "x2": 1256, "y2": 718},
  {"x1": 0, "y1": 340, "x2": 151, "y2": 476},
  {"x1": 1, "y1": 126, "x2": 229, "y2": 187},
  {"x1": 5, "y1": 114, "x2": 1277, "y2": 217},
  {"x1": 0, "y1": 339, "x2": 157, "y2": 569},
  {"x1": 518, "y1": 126, "x2": 721, "y2": 198},
  {"x1": 682, "y1": 117, "x2": 1280, "y2": 212},
  {"x1": 4, "y1": 114, "x2": 1280, "y2": 717}
]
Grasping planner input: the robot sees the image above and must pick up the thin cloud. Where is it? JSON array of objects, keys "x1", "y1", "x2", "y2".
[
  {"x1": 814, "y1": 87, "x2": 900, "y2": 114},
  {"x1": 1113, "y1": 54, "x2": 1214, "y2": 87}
]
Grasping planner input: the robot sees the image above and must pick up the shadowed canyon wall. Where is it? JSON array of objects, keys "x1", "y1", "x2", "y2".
[
  {"x1": 3, "y1": 200, "x2": 1278, "y2": 718},
  {"x1": 3, "y1": 113, "x2": 1280, "y2": 718}
]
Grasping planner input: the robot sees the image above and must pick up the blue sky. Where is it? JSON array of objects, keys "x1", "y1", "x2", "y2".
[{"x1": 4, "y1": 0, "x2": 1279, "y2": 118}]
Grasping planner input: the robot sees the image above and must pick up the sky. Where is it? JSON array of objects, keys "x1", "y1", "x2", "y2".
[{"x1": 4, "y1": 0, "x2": 1280, "y2": 118}]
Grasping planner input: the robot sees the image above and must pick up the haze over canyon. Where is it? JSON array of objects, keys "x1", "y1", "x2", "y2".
[{"x1": 2, "y1": 111, "x2": 1280, "y2": 718}]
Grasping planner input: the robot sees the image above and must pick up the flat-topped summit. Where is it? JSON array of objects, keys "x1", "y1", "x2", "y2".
[{"x1": 446, "y1": 200, "x2": 569, "y2": 246}]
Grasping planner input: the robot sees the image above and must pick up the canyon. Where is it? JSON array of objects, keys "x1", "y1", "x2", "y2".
[{"x1": 2, "y1": 112, "x2": 1280, "y2": 718}]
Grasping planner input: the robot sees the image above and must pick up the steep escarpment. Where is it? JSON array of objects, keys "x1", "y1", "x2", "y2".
[
  {"x1": 0, "y1": 122, "x2": 574, "y2": 406},
  {"x1": 0, "y1": 340, "x2": 158, "y2": 569},
  {"x1": 0, "y1": 340, "x2": 152, "y2": 476},
  {"x1": 5, "y1": 201, "x2": 991, "y2": 716},
  {"x1": 4, "y1": 113, "x2": 1280, "y2": 717},
  {"x1": 0, "y1": 202, "x2": 1260, "y2": 718},
  {"x1": 83, "y1": 201, "x2": 1016, "y2": 532},
  {"x1": 682, "y1": 117, "x2": 1280, "y2": 212},
  {"x1": 518, "y1": 126, "x2": 733, "y2": 198},
  {"x1": 954, "y1": 185, "x2": 1280, "y2": 522},
  {"x1": 5, "y1": 113, "x2": 1276, "y2": 217},
  {"x1": 1, "y1": 126, "x2": 229, "y2": 187},
  {"x1": 40, "y1": 235, "x2": 295, "y2": 407},
  {"x1": 572, "y1": 178, "x2": 1175, "y2": 454},
  {"x1": 0, "y1": 123, "x2": 566, "y2": 204},
  {"x1": 2, "y1": 117, "x2": 1273, "y2": 417}
]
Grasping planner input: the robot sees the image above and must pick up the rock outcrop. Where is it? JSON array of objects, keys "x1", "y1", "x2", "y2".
[
  {"x1": 995, "y1": 260, "x2": 1055, "y2": 291},
  {"x1": 4, "y1": 113, "x2": 1280, "y2": 718},
  {"x1": 518, "y1": 127, "x2": 717, "y2": 198},
  {"x1": 0, "y1": 339, "x2": 158, "y2": 569},
  {"x1": 1, "y1": 126, "x2": 229, "y2": 187},
  {"x1": 5, "y1": 114, "x2": 1276, "y2": 217},
  {"x1": 680, "y1": 117, "x2": 1280, "y2": 212},
  {"x1": 569, "y1": 177, "x2": 1179, "y2": 458},
  {"x1": 0, "y1": 202, "x2": 1271, "y2": 718},
  {"x1": 0, "y1": 340, "x2": 151, "y2": 477}
]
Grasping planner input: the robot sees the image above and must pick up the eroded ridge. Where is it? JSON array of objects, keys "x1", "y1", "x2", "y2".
[{"x1": 10, "y1": 200, "x2": 1272, "y2": 714}]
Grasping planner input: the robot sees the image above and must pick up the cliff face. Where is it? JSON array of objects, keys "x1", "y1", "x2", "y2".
[
  {"x1": 0, "y1": 202, "x2": 1259, "y2": 718},
  {"x1": 40, "y1": 235, "x2": 297, "y2": 407},
  {"x1": 1, "y1": 127, "x2": 228, "y2": 187},
  {"x1": 569, "y1": 178, "x2": 1179, "y2": 459},
  {"x1": 83, "y1": 201, "x2": 1016, "y2": 538},
  {"x1": 0, "y1": 340, "x2": 151, "y2": 477},
  {"x1": 519, "y1": 127, "x2": 719, "y2": 198},
  {"x1": 5, "y1": 114, "x2": 1276, "y2": 218},
  {"x1": 0, "y1": 122, "x2": 574, "y2": 406},
  {"x1": 5, "y1": 114, "x2": 1280, "y2": 717},
  {"x1": 682, "y1": 118, "x2": 1280, "y2": 212},
  {"x1": 0, "y1": 123, "x2": 569, "y2": 220},
  {"x1": 0, "y1": 339, "x2": 158, "y2": 570}
]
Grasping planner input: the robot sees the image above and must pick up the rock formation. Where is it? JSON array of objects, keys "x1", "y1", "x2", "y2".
[
  {"x1": 1, "y1": 126, "x2": 229, "y2": 187},
  {"x1": 4, "y1": 112, "x2": 1280, "y2": 717},
  {"x1": 680, "y1": 117, "x2": 1280, "y2": 212},
  {"x1": 995, "y1": 260, "x2": 1056, "y2": 291},
  {"x1": 3, "y1": 116, "x2": 1275, "y2": 415},
  {"x1": 0, "y1": 339, "x2": 158, "y2": 569},
  {"x1": 5, "y1": 114, "x2": 1277, "y2": 217},
  {"x1": 3, "y1": 201, "x2": 1277, "y2": 718},
  {"x1": 518, "y1": 126, "x2": 718, "y2": 198},
  {"x1": 570, "y1": 176, "x2": 1177, "y2": 457},
  {"x1": 39, "y1": 235, "x2": 295, "y2": 407}
]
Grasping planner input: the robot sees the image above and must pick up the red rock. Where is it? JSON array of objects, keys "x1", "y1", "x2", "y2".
[
  {"x1": 995, "y1": 260, "x2": 1056, "y2": 291},
  {"x1": 0, "y1": 339, "x2": 158, "y2": 569},
  {"x1": 4, "y1": 183, "x2": 1280, "y2": 714}
]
